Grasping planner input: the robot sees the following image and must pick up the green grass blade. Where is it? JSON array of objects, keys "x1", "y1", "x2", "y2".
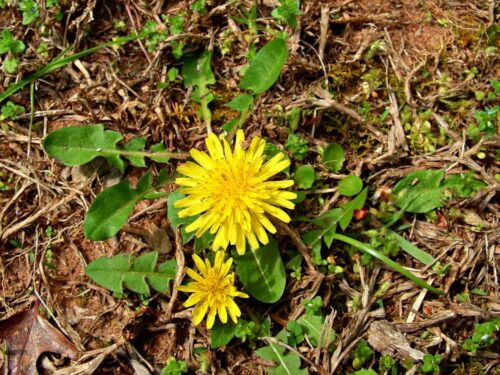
[
  {"x1": 390, "y1": 230, "x2": 436, "y2": 266},
  {"x1": 0, "y1": 35, "x2": 137, "y2": 103},
  {"x1": 332, "y1": 233, "x2": 443, "y2": 295}
]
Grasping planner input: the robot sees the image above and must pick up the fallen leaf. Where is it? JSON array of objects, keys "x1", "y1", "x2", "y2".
[{"x1": 0, "y1": 304, "x2": 80, "y2": 374}]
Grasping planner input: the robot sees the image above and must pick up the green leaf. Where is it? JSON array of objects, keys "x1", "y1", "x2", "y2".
[
  {"x1": 222, "y1": 118, "x2": 238, "y2": 133},
  {"x1": 339, "y1": 188, "x2": 368, "y2": 230},
  {"x1": 167, "y1": 191, "x2": 191, "y2": 230},
  {"x1": 232, "y1": 237, "x2": 286, "y2": 303},
  {"x1": 18, "y1": 0, "x2": 39, "y2": 25},
  {"x1": 150, "y1": 142, "x2": 170, "y2": 163},
  {"x1": 285, "y1": 133, "x2": 309, "y2": 161},
  {"x1": 228, "y1": 94, "x2": 254, "y2": 112},
  {"x1": 43, "y1": 124, "x2": 125, "y2": 170},
  {"x1": 1, "y1": 101, "x2": 25, "y2": 119},
  {"x1": 183, "y1": 50, "x2": 215, "y2": 88},
  {"x1": 239, "y1": 38, "x2": 288, "y2": 95},
  {"x1": 271, "y1": 0, "x2": 301, "y2": 28},
  {"x1": 256, "y1": 330, "x2": 308, "y2": 375},
  {"x1": 297, "y1": 314, "x2": 334, "y2": 347},
  {"x1": 0, "y1": 29, "x2": 14, "y2": 54},
  {"x1": 393, "y1": 170, "x2": 444, "y2": 213},
  {"x1": 123, "y1": 137, "x2": 147, "y2": 167},
  {"x1": 0, "y1": 28, "x2": 25, "y2": 55},
  {"x1": 211, "y1": 320, "x2": 238, "y2": 348},
  {"x1": 167, "y1": 191, "x2": 215, "y2": 246},
  {"x1": 391, "y1": 231, "x2": 435, "y2": 266},
  {"x1": 3, "y1": 56, "x2": 18, "y2": 74},
  {"x1": 294, "y1": 165, "x2": 315, "y2": 189},
  {"x1": 86, "y1": 251, "x2": 176, "y2": 295},
  {"x1": 338, "y1": 175, "x2": 363, "y2": 196},
  {"x1": 43, "y1": 125, "x2": 175, "y2": 169},
  {"x1": 442, "y1": 172, "x2": 487, "y2": 198},
  {"x1": 323, "y1": 143, "x2": 345, "y2": 172},
  {"x1": 353, "y1": 369, "x2": 377, "y2": 375},
  {"x1": 84, "y1": 173, "x2": 153, "y2": 240}
]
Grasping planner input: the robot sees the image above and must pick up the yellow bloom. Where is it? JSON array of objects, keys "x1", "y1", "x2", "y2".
[
  {"x1": 177, "y1": 252, "x2": 249, "y2": 329},
  {"x1": 174, "y1": 130, "x2": 297, "y2": 255}
]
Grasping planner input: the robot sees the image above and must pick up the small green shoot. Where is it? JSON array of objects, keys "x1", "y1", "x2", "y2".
[
  {"x1": 467, "y1": 106, "x2": 499, "y2": 142},
  {"x1": 286, "y1": 133, "x2": 309, "y2": 160},
  {"x1": 0, "y1": 28, "x2": 26, "y2": 74},
  {"x1": 18, "y1": 0, "x2": 39, "y2": 25},
  {"x1": 462, "y1": 318, "x2": 500, "y2": 352},
  {"x1": 1, "y1": 101, "x2": 25, "y2": 120},
  {"x1": 182, "y1": 51, "x2": 215, "y2": 131},
  {"x1": 141, "y1": 21, "x2": 167, "y2": 52},
  {"x1": 0, "y1": 29, "x2": 25, "y2": 55},
  {"x1": 420, "y1": 354, "x2": 442, "y2": 373},
  {"x1": 162, "y1": 357, "x2": 188, "y2": 375},
  {"x1": 350, "y1": 340, "x2": 372, "y2": 370},
  {"x1": 271, "y1": 0, "x2": 301, "y2": 28}
]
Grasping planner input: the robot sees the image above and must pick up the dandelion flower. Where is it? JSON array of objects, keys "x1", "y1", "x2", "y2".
[
  {"x1": 174, "y1": 130, "x2": 297, "y2": 255},
  {"x1": 177, "y1": 251, "x2": 249, "y2": 328}
]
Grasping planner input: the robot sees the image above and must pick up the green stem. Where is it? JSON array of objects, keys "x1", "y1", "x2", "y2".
[
  {"x1": 98, "y1": 148, "x2": 189, "y2": 160},
  {"x1": 331, "y1": 233, "x2": 444, "y2": 295}
]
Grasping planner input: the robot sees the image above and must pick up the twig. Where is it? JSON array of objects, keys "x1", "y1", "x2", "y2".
[
  {"x1": 124, "y1": 4, "x2": 152, "y2": 64},
  {"x1": 273, "y1": 220, "x2": 315, "y2": 274},
  {"x1": 166, "y1": 229, "x2": 185, "y2": 320}
]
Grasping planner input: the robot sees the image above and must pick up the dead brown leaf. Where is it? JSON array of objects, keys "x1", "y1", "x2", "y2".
[{"x1": 0, "y1": 304, "x2": 80, "y2": 375}]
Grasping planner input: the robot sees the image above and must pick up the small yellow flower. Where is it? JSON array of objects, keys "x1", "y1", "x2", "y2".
[
  {"x1": 177, "y1": 252, "x2": 248, "y2": 329},
  {"x1": 174, "y1": 130, "x2": 297, "y2": 255}
]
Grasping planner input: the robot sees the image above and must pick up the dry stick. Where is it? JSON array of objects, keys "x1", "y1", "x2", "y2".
[
  {"x1": 27, "y1": 82, "x2": 35, "y2": 159},
  {"x1": 318, "y1": 5, "x2": 329, "y2": 61},
  {"x1": 316, "y1": 309, "x2": 336, "y2": 367},
  {"x1": 124, "y1": 4, "x2": 152, "y2": 64},
  {"x1": 310, "y1": 88, "x2": 385, "y2": 140},
  {"x1": 273, "y1": 220, "x2": 315, "y2": 274},
  {"x1": 1, "y1": 194, "x2": 75, "y2": 240},
  {"x1": 301, "y1": 40, "x2": 328, "y2": 88},
  {"x1": 166, "y1": 229, "x2": 186, "y2": 320},
  {"x1": 404, "y1": 59, "x2": 427, "y2": 107}
]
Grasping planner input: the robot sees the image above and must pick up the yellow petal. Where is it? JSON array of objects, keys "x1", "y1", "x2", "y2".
[
  {"x1": 226, "y1": 299, "x2": 241, "y2": 323},
  {"x1": 256, "y1": 213, "x2": 277, "y2": 234},
  {"x1": 192, "y1": 299, "x2": 209, "y2": 325},
  {"x1": 193, "y1": 254, "x2": 207, "y2": 275},
  {"x1": 185, "y1": 268, "x2": 203, "y2": 282},
  {"x1": 260, "y1": 203, "x2": 291, "y2": 223},
  {"x1": 205, "y1": 133, "x2": 224, "y2": 160},
  {"x1": 184, "y1": 292, "x2": 204, "y2": 307},
  {"x1": 176, "y1": 284, "x2": 200, "y2": 293},
  {"x1": 236, "y1": 229, "x2": 246, "y2": 255},
  {"x1": 190, "y1": 149, "x2": 216, "y2": 170},
  {"x1": 218, "y1": 305, "x2": 228, "y2": 324},
  {"x1": 206, "y1": 307, "x2": 217, "y2": 329},
  {"x1": 177, "y1": 162, "x2": 209, "y2": 178}
]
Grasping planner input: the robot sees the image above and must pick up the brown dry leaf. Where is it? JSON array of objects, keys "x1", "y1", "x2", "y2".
[{"x1": 0, "y1": 305, "x2": 80, "y2": 375}]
